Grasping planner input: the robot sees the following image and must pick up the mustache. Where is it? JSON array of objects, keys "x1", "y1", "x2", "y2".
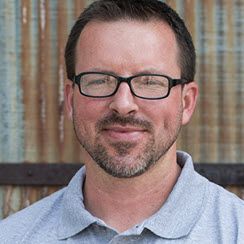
[{"x1": 96, "y1": 112, "x2": 153, "y2": 132}]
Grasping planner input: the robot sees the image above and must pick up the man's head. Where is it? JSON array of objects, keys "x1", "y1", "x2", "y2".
[
  {"x1": 64, "y1": 0, "x2": 198, "y2": 178},
  {"x1": 65, "y1": 0, "x2": 195, "y2": 83}
]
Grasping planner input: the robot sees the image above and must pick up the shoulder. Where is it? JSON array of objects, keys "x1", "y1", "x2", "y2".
[
  {"x1": 207, "y1": 181, "x2": 244, "y2": 217},
  {"x1": 0, "y1": 187, "x2": 66, "y2": 243},
  {"x1": 207, "y1": 179, "x2": 244, "y2": 205},
  {"x1": 187, "y1": 173, "x2": 244, "y2": 242},
  {"x1": 197, "y1": 178, "x2": 244, "y2": 239},
  {"x1": 195, "y1": 172, "x2": 244, "y2": 221}
]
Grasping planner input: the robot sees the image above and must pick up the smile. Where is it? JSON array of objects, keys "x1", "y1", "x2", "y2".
[{"x1": 102, "y1": 126, "x2": 147, "y2": 141}]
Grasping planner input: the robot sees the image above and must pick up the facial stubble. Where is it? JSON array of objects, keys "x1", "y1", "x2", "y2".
[{"x1": 72, "y1": 99, "x2": 183, "y2": 178}]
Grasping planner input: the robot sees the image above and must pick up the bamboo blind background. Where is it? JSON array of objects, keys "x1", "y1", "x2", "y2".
[{"x1": 0, "y1": 0, "x2": 243, "y2": 219}]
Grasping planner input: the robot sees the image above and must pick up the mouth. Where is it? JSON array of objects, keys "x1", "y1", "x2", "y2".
[{"x1": 101, "y1": 126, "x2": 147, "y2": 142}]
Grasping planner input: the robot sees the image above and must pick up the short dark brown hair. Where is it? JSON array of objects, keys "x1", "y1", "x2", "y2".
[{"x1": 65, "y1": 0, "x2": 195, "y2": 82}]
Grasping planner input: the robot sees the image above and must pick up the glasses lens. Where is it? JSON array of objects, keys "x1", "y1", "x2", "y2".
[
  {"x1": 131, "y1": 75, "x2": 169, "y2": 98},
  {"x1": 79, "y1": 73, "x2": 117, "y2": 97}
]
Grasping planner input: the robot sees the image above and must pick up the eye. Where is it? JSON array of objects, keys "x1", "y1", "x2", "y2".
[
  {"x1": 144, "y1": 78, "x2": 160, "y2": 85},
  {"x1": 81, "y1": 74, "x2": 113, "y2": 87},
  {"x1": 140, "y1": 77, "x2": 168, "y2": 87},
  {"x1": 86, "y1": 78, "x2": 106, "y2": 86}
]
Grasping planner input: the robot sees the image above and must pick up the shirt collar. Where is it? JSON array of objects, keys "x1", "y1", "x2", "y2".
[
  {"x1": 57, "y1": 166, "x2": 98, "y2": 240},
  {"x1": 144, "y1": 151, "x2": 208, "y2": 239},
  {"x1": 57, "y1": 151, "x2": 208, "y2": 240}
]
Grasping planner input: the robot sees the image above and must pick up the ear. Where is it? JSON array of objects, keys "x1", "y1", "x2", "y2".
[
  {"x1": 181, "y1": 82, "x2": 198, "y2": 125},
  {"x1": 64, "y1": 79, "x2": 74, "y2": 120}
]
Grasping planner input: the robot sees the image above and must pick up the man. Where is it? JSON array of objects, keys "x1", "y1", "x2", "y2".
[{"x1": 0, "y1": 0, "x2": 243, "y2": 243}]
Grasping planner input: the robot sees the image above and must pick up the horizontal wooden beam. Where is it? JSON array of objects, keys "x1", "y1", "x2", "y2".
[
  {"x1": 0, "y1": 163, "x2": 243, "y2": 186},
  {"x1": 194, "y1": 164, "x2": 244, "y2": 186},
  {"x1": 0, "y1": 163, "x2": 81, "y2": 186}
]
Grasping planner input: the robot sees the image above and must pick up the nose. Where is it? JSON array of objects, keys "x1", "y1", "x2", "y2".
[{"x1": 109, "y1": 82, "x2": 139, "y2": 116}]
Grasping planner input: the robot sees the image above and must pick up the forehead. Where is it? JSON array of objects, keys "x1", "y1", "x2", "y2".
[{"x1": 75, "y1": 19, "x2": 180, "y2": 76}]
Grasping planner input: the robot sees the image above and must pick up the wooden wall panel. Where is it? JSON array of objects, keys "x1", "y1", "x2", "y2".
[
  {"x1": 177, "y1": 0, "x2": 202, "y2": 161},
  {"x1": 0, "y1": 0, "x2": 24, "y2": 163},
  {"x1": 217, "y1": 0, "x2": 237, "y2": 162},
  {"x1": 0, "y1": 0, "x2": 243, "y2": 219},
  {"x1": 235, "y1": 0, "x2": 244, "y2": 162},
  {"x1": 198, "y1": 0, "x2": 220, "y2": 162}
]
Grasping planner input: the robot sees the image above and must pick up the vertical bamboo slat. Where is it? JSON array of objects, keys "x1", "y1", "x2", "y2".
[
  {"x1": 21, "y1": 0, "x2": 41, "y2": 162},
  {"x1": 218, "y1": 0, "x2": 237, "y2": 162},
  {"x1": 0, "y1": 0, "x2": 24, "y2": 162},
  {"x1": 2, "y1": 186, "x2": 21, "y2": 219},
  {"x1": 74, "y1": 0, "x2": 89, "y2": 162},
  {"x1": 235, "y1": 0, "x2": 244, "y2": 162},
  {"x1": 0, "y1": 188, "x2": 3, "y2": 219},
  {"x1": 38, "y1": 0, "x2": 59, "y2": 162},
  {"x1": 58, "y1": 0, "x2": 71, "y2": 162},
  {"x1": 178, "y1": 0, "x2": 201, "y2": 161},
  {"x1": 200, "y1": 0, "x2": 219, "y2": 162},
  {"x1": 58, "y1": 0, "x2": 83, "y2": 163}
]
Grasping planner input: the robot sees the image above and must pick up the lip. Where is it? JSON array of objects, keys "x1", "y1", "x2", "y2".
[{"x1": 102, "y1": 126, "x2": 147, "y2": 141}]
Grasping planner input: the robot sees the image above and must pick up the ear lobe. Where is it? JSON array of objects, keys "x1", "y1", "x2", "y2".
[
  {"x1": 181, "y1": 82, "x2": 198, "y2": 125},
  {"x1": 64, "y1": 80, "x2": 74, "y2": 120}
]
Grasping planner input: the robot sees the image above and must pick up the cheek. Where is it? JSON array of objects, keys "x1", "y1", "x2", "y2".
[
  {"x1": 152, "y1": 109, "x2": 173, "y2": 130},
  {"x1": 73, "y1": 95, "x2": 108, "y2": 130},
  {"x1": 143, "y1": 99, "x2": 182, "y2": 130}
]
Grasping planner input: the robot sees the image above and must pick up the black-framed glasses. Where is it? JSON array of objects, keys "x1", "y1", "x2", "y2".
[{"x1": 73, "y1": 72, "x2": 188, "y2": 100}]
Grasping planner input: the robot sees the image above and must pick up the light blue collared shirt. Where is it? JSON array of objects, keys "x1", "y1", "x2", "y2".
[{"x1": 0, "y1": 151, "x2": 244, "y2": 243}]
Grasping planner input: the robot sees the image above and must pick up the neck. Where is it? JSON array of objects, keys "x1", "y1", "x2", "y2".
[{"x1": 83, "y1": 148, "x2": 181, "y2": 233}]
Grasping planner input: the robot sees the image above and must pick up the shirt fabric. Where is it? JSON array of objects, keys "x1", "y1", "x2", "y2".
[{"x1": 0, "y1": 151, "x2": 244, "y2": 244}]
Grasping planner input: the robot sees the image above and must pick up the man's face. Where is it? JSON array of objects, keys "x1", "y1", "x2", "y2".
[{"x1": 66, "y1": 20, "x2": 191, "y2": 178}]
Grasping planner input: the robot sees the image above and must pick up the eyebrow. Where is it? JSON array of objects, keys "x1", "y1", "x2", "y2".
[
  {"x1": 135, "y1": 69, "x2": 165, "y2": 75},
  {"x1": 80, "y1": 68, "x2": 165, "y2": 77},
  {"x1": 84, "y1": 68, "x2": 118, "y2": 76}
]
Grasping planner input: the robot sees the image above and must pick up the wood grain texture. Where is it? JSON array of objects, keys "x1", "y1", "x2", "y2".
[{"x1": 0, "y1": 163, "x2": 243, "y2": 186}]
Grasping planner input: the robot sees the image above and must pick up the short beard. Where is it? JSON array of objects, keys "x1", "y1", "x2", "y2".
[
  {"x1": 91, "y1": 138, "x2": 157, "y2": 178},
  {"x1": 73, "y1": 111, "x2": 182, "y2": 178}
]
